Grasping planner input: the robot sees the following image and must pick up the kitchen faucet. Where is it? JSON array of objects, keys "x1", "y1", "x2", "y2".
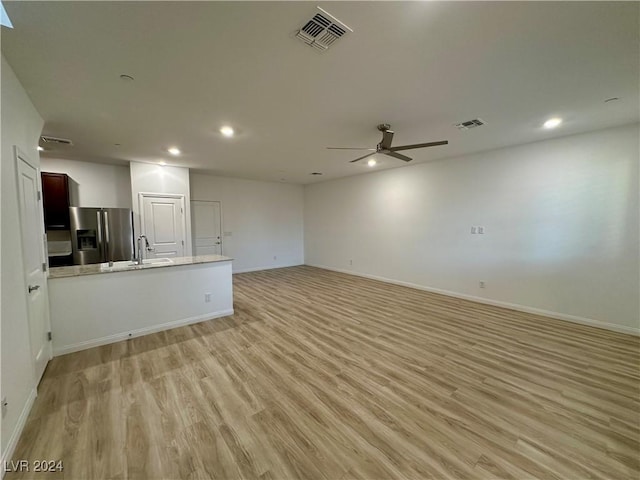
[{"x1": 135, "y1": 235, "x2": 150, "y2": 265}]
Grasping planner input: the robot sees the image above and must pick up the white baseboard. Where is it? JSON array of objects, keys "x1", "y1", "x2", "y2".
[
  {"x1": 1, "y1": 388, "x2": 37, "y2": 478},
  {"x1": 53, "y1": 308, "x2": 234, "y2": 356},
  {"x1": 233, "y1": 263, "x2": 303, "y2": 274},
  {"x1": 306, "y1": 264, "x2": 639, "y2": 336}
]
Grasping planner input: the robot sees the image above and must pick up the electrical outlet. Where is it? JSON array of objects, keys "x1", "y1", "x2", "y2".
[
  {"x1": 204, "y1": 293, "x2": 212, "y2": 303},
  {"x1": 478, "y1": 226, "x2": 485, "y2": 234},
  {"x1": 273, "y1": 255, "x2": 277, "y2": 260},
  {"x1": 2, "y1": 397, "x2": 8, "y2": 419},
  {"x1": 471, "y1": 226, "x2": 477, "y2": 234},
  {"x1": 349, "y1": 259, "x2": 353, "y2": 266},
  {"x1": 479, "y1": 281, "x2": 486, "y2": 289}
]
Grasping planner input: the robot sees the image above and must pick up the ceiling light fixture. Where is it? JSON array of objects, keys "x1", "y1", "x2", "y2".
[
  {"x1": 168, "y1": 147, "x2": 181, "y2": 155},
  {"x1": 543, "y1": 117, "x2": 562, "y2": 129},
  {"x1": 367, "y1": 158, "x2": 377, "y2": 167},
  {"x1": 220, "y1": 126, "x2": 234, "y2": 137}
]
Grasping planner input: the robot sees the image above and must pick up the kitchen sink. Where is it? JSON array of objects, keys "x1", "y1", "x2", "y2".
[
  {"x1": 100, "y1": 257, "x2": 174, "y2": 271},
  {"x1": 140, "y1": 257, "x2": 174, "y2": 265}
]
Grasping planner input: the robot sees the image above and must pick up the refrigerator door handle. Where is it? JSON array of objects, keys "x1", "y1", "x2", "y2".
[
  {"x1": 96, "y1": 210, "x2": 104, "y2": 260},
  {"x1": 104, "y1": 210, "x2": 111, "y2": 265}
]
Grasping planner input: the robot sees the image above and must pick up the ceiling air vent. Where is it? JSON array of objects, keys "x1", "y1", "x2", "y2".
[
  {"x1": 295, "y1": 7, "x2": 353, "y2": 52},
  {"x1": 455, "y1": 119, "x2": 485, "y2": 131},
  {"x1": 40, "y1": 135, "x2": 73, "y2": 146}
]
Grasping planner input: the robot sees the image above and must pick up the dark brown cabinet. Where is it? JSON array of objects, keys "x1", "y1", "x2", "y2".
[{"x1": 41, "y1": 172, "x2": 70, "y2": 230}]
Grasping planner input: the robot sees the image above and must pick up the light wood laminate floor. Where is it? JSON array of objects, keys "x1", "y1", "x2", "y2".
[{"x1": 7, "y1": 266, "x2": 640, "y2": 479}]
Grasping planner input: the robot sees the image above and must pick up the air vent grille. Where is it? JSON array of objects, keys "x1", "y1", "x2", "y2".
[
  {"x1": 40, "y1": 135, "x2": 73, "y2": 146},
  {"x1": 295, "y1": 7, "x2": 352, "y2": 52},
  {"x1": 312, "y1": 13, "x2": 331, "y2": 28},
  {"x1": 455, "y1": 119, "x2": 485, "y2": 131},
  {"x1": 328, "y1": 24, "x2": 346, "y2": 36}
]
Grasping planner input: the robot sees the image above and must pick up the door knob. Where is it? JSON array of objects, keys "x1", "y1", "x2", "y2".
[{"x1": 28, "y1": 285, "x2": 40, "y2": 293}]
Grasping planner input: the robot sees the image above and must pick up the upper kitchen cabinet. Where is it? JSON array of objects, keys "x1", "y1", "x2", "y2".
[{"x1": 41, "y1": 172, "x2": 70, "y2": 230}]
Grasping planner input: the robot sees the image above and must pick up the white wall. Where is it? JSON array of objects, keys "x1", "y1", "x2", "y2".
[
  {"x1": 305, "y1": 124, "x2": 640, "y2": 334},
  {"x1": 190, "y1": 174, "x2": 304, "y2": 273},
  {"x1": 40, "y1": 158, "x2": 131, "y2": 208},
  {"x1": 0, "y1": 56, "x2": 45, "y2": 463},
  {"x1": 130, "y1": 162, "x2": 192, "y2": 256}
]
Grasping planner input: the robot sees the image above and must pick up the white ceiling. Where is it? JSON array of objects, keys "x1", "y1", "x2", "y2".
[{"x1": 2, "y1": 1, "x2": 638, "y2": 184}]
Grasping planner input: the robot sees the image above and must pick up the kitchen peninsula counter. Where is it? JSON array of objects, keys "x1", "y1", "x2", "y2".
[
  {"x1": 48, "y1": 255, "x2": 233, "y2": 355},
  {"x1": 48, "y1": 254, "x2": 232, "y2": 278}
]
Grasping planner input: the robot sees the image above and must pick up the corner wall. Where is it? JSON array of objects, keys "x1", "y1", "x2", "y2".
[
  {"x1": 1, "y1": 55, "x2": 45, "y2": 464},
  {"x1": 190, "y1": 174, "x2": 304, "y2": 273},
  {"x1": 40, "y1": 158, "x2": 131, "y2": 208},
  {"x1": 304, "y1": 124, "x2": 640, "y2": 333},
  {"x1": 130, "y1": 162, "x2": 192, "y2": 256}
]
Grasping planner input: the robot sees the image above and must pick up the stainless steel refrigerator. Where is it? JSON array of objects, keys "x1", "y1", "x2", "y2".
[{"x1": 69, "y1": 207, "x2": 134, "y2": 265}]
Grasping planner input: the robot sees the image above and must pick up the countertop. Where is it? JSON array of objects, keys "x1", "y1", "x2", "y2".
[{"x1": 49, "y1": 254, "x2": 233, "y2": 279}]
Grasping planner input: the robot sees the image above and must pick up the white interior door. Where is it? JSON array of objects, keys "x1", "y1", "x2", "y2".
[
  {"x1": 191, "y1": 200, "x2": 222, "y2": 256},
  {"x1": 15, "y1": 147, "x2": 51, "y2": 384},
  {"x1": 141, "y1": 194, "x2": 186, "y2": 258}
]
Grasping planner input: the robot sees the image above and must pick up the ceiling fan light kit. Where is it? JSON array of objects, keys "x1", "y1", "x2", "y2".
[{"x1": 327, "y1": 124, "x2": 448, "y2": 163}]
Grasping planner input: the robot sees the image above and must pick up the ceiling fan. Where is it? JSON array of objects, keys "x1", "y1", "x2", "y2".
[{"x1": 327, "y1": 124, "x2": 448, "y2": 163}]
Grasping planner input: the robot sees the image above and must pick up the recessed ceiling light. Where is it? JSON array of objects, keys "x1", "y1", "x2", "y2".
[
  {"x1": 367, "y1": 158, "x2": 377, "y2": 167},
  {"x1": 310, "y1": 172, "x2": 323, "y2": 176},
  {"x1": 168, "y1": 147, "x2": 181, "y2": 155},
  {"x1": 37, "y1": 146, "x2": 44, "y2": 151},
  {"x1": 120, "y1": 74, "x2": 134, "y2": 82},
  {"x1": 543, "y1": 117, "x2": 562, "y2": 129},
  {"x1": 220, "y1": 126, "x2": 234, "y2": 137}
]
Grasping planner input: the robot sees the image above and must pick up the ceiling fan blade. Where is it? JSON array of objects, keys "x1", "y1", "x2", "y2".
[
  {"x1": 384, "y1": 151, "x2": 412, "y2": 162},
  {"x1": 379, "y1": 130, "x2": 394, "y2": 149},
  {"x1": 327, "y1": 147, "x2": 376, "y2": 150},
  {"x1": 349, "y1": 152, "x2": 378, "y2": 163},
  {"x1": 390, "y1": 140, "x2": 448, "y2": 152}
]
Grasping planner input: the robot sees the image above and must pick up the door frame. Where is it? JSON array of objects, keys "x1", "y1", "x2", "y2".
[
  {"x1": 138, "y1": 192, "x2": 188, "y2": 256},
  {"x1": 13, "y1": 145, "x2": 53, "y2": 382}
]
